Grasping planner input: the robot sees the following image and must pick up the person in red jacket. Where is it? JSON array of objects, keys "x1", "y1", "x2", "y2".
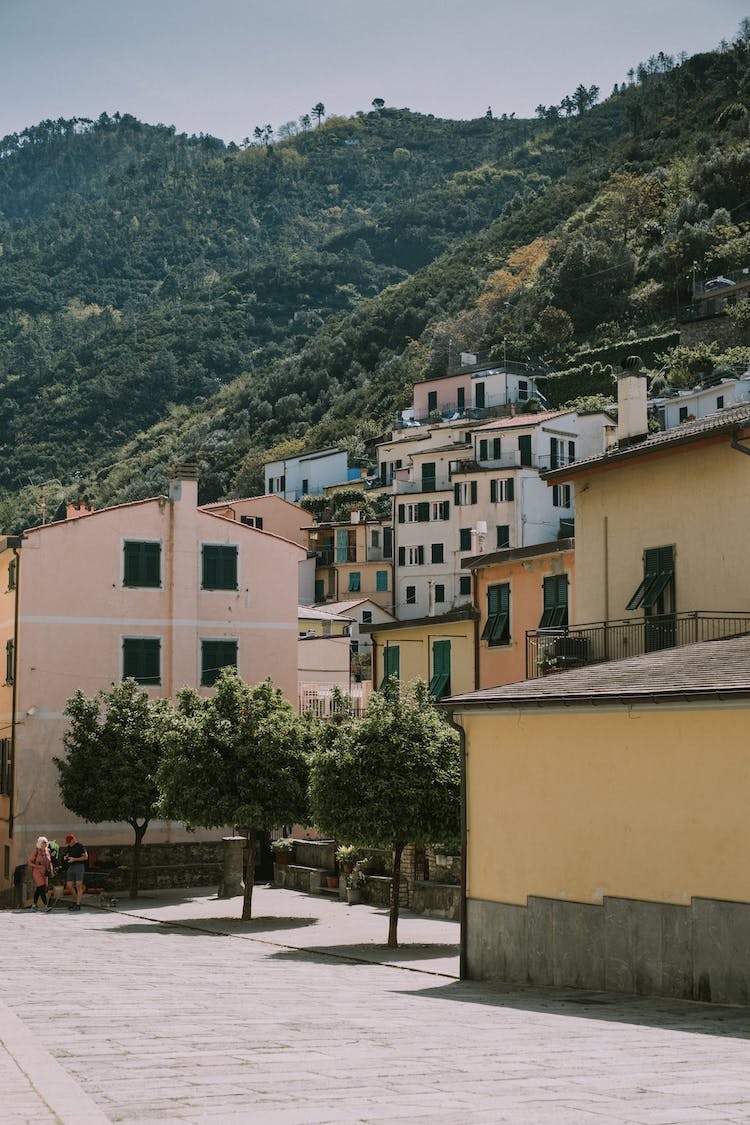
[{"x1": 28, "y1": 836, "x2": 54, "y2": 912}]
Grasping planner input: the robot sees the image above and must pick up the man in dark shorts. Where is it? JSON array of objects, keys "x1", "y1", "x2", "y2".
[{"x1": 64, "y1": 833, "x2": 88, "y2": 911}]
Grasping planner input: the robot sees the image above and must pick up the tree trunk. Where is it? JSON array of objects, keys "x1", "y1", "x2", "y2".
[
  {"x1": 387, "y1": 842, "x2": 403, "y2": 949},
  {"x1": 241, "y1": 830, "x2": 257, "y2": 921},
  {"x1": 129, "y1": 819, "x2": 148, "y2": 898}
]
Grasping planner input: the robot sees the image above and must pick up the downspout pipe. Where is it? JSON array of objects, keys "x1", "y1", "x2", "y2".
[
  {"x1": 7, "y1": 537, "x2": 23, "y2": 838},
  {"x1": 445, "y1": 707, "x2": 468, "y2": 980}
]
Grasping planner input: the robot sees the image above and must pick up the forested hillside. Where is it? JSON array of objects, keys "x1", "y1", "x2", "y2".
[{"x1": 1, "y1": 27, "x2": 749, "y2": 529}]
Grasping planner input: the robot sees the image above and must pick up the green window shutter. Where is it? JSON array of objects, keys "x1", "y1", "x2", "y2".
[
  {"x1": 490, "y1": 479, "x2": 497, "y2": 503},
  {"x1": 202, "y1": 545, "x2": 238, "y2": 590},
  {"x1": 379, "y1": 644, "x2": 400, "y2": 688},
  {"x1": 518, "y1": 435, "x2": 532, "y2": 466},
  {"x1": 315, "y1": 579, "x2": 325, "y2": 601},
  {"x1": 459, "y1": 575, "x2": 472, "y2": 595},
  {"x1": 482, "y1": 584, "x2": 510, "y2": 646},
  {"x1": 124, "y1": 541, "x2": 161, "y2": 587},
  {"x1": 348, "y1": 572, "x2": 361, "y2": 593},
  {"x1": 540, "y1": 574, "x2": 568, "y2": 627},
  {"x1": 454, "y1": 483, "x2": 461, "y2": 505},
  {"x1": 435, "y1": 584, "x2": 445, "y2": 603},
  {"x1": 335, "y1": 528, "x2": 349, "y2": 563},
  {"x1": 5, "y1": 639, "x2": 14, "y2": 685},
  {"x1": 459, "y1": 528, "x2": 472, "y2": 551},
  {"x1": 431, "y1": 543, "x2": 444, "y2": 564},
  {"x1": 122, "y1": 638, "x2": 161, "y2": 685},
  {"x1": 493, "y1": 437, "x2": 502, "y2": 459},
  {"x1": 417, "y1": 502, "x2": 430, "y2": 522},
  {"x1": 470, "y1": 480, "x2": 477, "y2": 504},
  {"x1": 442, "y1": 501, "x2": 451, "y2": 519},
  {"x1": 626, "y1": 546, "x2": 674, "y2": 611},
  {"x1": 201, "y1": 639, "x2": 238, "y2": 687},
  {"x1": 429, "y1": 639, "x2": 451, "y2": 698},
  {"x1": 376, "y1": 570, "x2": 388, "y2": 592},
  {"x1": 417, "y1": 545, "x2": 425, "y2": 565},
  {"x1": 479, "y1": 439, "x2": 488, "y2": 460},
  {"x1": 422, "y1": 463, "x2": 436, "y2": 491},
  {"x1": 506, "y1": 478, "x2": 514, "y2": 501},
  {"x1": 398, "y1": 504, "x2": 405, "y2": 523},
  {"x1": 398, "y1": 546, "x2": 405, "y2": 566},
  {"x1": 496, "y1": 525, "x2": 509, "y2": 549}
]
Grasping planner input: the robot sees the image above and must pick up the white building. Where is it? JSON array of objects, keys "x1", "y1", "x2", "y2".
[
  {"x1": 265, "y1": 448, "x2": 368, "y2": 502},
  {"x1": 652, "y1": 375, "x2": 750, "y2": 431}
]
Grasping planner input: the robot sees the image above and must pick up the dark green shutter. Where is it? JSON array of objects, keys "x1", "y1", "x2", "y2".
[
  {"x1": 493, "y1": 437, "x2": 502, "y2": 459},
  {"x1": 398, "y1": 504, "x2": 405, "y2": 523},
  {"x1": 201, "y1": 640, "x2": 238, "y2": 686},
  {"x1": 202, "y1": 545, "x2": 237, "y2": 590},
  {"x1": 417, "y1": 502, "x2": 429, "y2": 522},
  {"x1": 431, "y1": 543, "x2": 444, "y2": 563},
  {"x1": 398, "y1": 546, "x2": 405, "y2": 566},
  {"x1": 506, "y1": 478, "x2": 514, "y2": 501},
  {"x1": 123, "y1": 638, "x2": 161, "y2": 685},
  {"x1": 471, "y1": 480, "x2": 477, "y2": 504},
  {"x1": 479, "y1": 439, "x2": 488, "y2": 460},
  {"x1": 124, "y1": 541, "x2": 161, "y2": 587},
  {"x1": 454, "y1": 483, "x2": 461, "y2": 505},
  {"x1": 490, "y1": 479, "x2": 497, "y2": 503},
  {"x1": 429, "y1": 639, "x2": 451, "y2": 698}
]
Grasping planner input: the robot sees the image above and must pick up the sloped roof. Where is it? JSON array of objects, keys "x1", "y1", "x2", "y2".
[
  {"x1": 545, "y1": 403, "x2": 750, "y2": 480},
  {"x1": 473, "y1": 410, "x2": 570, "y2": 432},
  {"x1": 443, "y1": 633, "x2": 750, "y2": 711}
]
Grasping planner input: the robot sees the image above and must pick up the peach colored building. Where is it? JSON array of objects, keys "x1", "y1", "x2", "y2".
[
  {"x1": 200, "y1": 493, "x2": 315, "y2": 546},
  {"x1": 466, "y1": 539, "x2": 575, "y2": 688},
  {"x1": 0, "y1": 469, "x2": 305, "y2": 898}
]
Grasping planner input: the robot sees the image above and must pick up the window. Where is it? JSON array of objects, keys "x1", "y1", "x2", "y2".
[
  {"x1": 475, "y1": 382, "x2": 486, "y2": 409},
  {"x1": 459, "y1": 576, "x2": 472, "y2": 596},
  {"x1": 626, "y1": 546, "x2": 675, "y2": 612},
  {"x1": 376, "y1": 570, "x2": 388, "y2": 592},
  {"x1": 427, "y1": 390, "x2": 438, "y2": 413},
  {"x1": 431, "y1": 543, "x2": 444, "y2": 564},
  {"x1": 202, "y1": 545, "x2": 238, "y2": 590},
  {"x1": 314, "y1": 579, "x2": 325, "y2": 601},
  {"x1": 434, "y1": 583, "x2": 445, "y2": 603},
  {"x1": 240, "y1": 515, "x2": 263, "y2": 530},
  {"x1": 490, "y1": 478, "x2": 515, "y2": 503},
  {"x1": 7, "y1": 558, "x2": 16, "y2": 591},
  {"x1": 371, "y1": 529, "x2": 380, "y2": 549},
  {"x1": 5, "y1": 639, "x2": 13, "y2": 685},
  {"x1": 479, "y1": 439, "x2": 488, "y2": 461},
  {"x1": 398, "y1": 545, "x2": 425, "y2": 566},
  {"x1": 552, "y1": 484, "x2": 572, "y2": 508},
  {"x1": 518, "y1": 379, "x2": 529, "y2": 401},
  {"x1": 679, "y1": 406, "x2": 689, "y2": 422},
  {"x1": 201, "y1": 639, "x2": 238, "y2": 686},
  {"x1": 379, "y1": 644, "x2": 400, "y2": 688},
  {"x1": 479, "y1": 437, "x2": 501, "y2": 461},
  {"x1": 457, "y1": 387, "x2": 465, "y2": 411},
  {"x1": 518, "y1": 434, "x2": 532, "y2": 466},
  {"x1": 398, "y1": 502, "x2": 430, "y2": 523},
  {"x1": 0, "y1": 737, "x2": 10, "y2": 796},
  {"x1": 123, "y1": 541, "x2": 161, "y2": 588},
  {"x1": 496, "y1": 525, "x2": 510, "y2": 549},
  {"x1": 454, "y1": 480, "x2": 477, "y2": 505},
  {"x1": 348, "y1": 572, "x2": 361, "y2": 593},
  {"x1": 550, "y1": 437, "x2": 560, "y2": 470},
  {"x1": 122, "y1": 637, "x2": 161, "y2": 685},
  {"x1": 568, "y1": 441, "x2": 576, "y2": 464},
  {"x1": 429, "y1": 639, "x2": 451, "y2": 698},
  {"x1": 539, "y1": 575, "x2": 569, "y2": 628},
  {"x1": 459, "y1": 528, "x2": 472, "y2": 552},
  {"x1": 481, "y1": 583, "x2": 510, "y2": 646},
  {"x1": 301, "y1": 479, "x2": 309, "y2": 495},
  {"x1": 362, "y1": 610, "x2": 373, "y2": 624},
  {"x1": 383, "y1": 528, "x2": 393, "y2": 559},
  {"x1": 422, "y1": 462, "x2": 436, "y2": 492},
  {"x1": 717, "y1": 395, "x2": 724, "y2": 409},
  {"x1": 431, "y1": 501, "x2": 450, "y2": 521},
  {"x1": 406, "y1": 585, "x2": 416, "y2": 605}
]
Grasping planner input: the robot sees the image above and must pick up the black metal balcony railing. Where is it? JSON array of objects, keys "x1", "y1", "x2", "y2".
[{"x1": 526, "y1": 611, "x2": 750, "y2": 679}]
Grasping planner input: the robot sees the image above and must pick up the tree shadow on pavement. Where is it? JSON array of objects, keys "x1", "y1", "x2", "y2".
[
  {"x1": 107, "y1": 915, "x2": 318, "y2": 936},
  {"x1": 393, "y1": 978, "x2": 750, "y2": 1040},
  {"x1": 267, "y1": 943, "x2": 459, "y2": 972}
]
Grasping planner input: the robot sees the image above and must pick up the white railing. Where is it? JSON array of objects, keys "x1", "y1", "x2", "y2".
[{"x1": 298, "y1": 681, "x2": 373, "y2": 718}]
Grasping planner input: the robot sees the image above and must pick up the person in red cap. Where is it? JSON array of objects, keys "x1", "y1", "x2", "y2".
[{"x1": 63, "y1": 833, "x2": 88, "y2": 911}]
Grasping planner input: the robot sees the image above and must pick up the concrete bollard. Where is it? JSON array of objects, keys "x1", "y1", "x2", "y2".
[{"x1": 218, "y1": 836, "x2": 246, "y2": 899}]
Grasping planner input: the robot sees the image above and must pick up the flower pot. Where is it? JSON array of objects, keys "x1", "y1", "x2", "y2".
[
  {"x1": 274, "y1": 852, "x2": 291, "y2": 866},
  {"x1": 326, "y1": 875, "x2": 338, "y2": 889},
  {"x1": 342, "y1": 863, "x2": 353, "y2": 874}
]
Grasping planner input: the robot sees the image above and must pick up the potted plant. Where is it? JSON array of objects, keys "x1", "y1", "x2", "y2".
[
  {"x1": 335, "y1": 844, "x2": 358, "y2": 874},
  {"x1": 346, "y1": 859, "x2": 368, "y2": 905},
  {"x1": 271, "y1": 838, "x2": 295, "y2": 866}
]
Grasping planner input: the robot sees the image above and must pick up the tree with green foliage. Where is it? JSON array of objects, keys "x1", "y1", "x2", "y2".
[
  {"x1": 309, "y1": 682, "x2": 460, "y2": 948},
  {"x1": 312, "y1": 102, "x2": 326, "y2": 126},
  {"x1": 157, "y1": 672, "x2": 311, "y2": 921},
  {"x1": 55, "y1": 680, "x2": 178, "y2": 897}
]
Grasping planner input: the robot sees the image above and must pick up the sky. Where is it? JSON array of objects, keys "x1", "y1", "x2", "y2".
[{"x1": 2, "y1": 0, "x2": 747, "y2": 144}]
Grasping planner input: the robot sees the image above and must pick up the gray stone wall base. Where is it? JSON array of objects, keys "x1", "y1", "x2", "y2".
[{"x1": 467, "y1": 894, "x2": 750, "y2": 1006}]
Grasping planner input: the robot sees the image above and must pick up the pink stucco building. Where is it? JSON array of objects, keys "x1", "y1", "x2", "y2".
[{"x1": 0, "y1": 467, "x2": 305, "y2": 898}]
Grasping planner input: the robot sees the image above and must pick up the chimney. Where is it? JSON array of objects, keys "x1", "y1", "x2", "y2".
[
  {"x1": 616, "y1": 356, "x2": 649, "y2": 448},
  {"x1": 66, "y1": 501, "x2": 94, "y2": 520},
  {"x1": 169, "y1": 462, "x2": 199, "y2": 505}
]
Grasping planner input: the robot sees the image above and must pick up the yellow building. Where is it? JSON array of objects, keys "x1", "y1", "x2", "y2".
[
  {"x1": 446, "y1": 634, "x2": 750, "y2": 1004},
  {"x1": 366, "y1": 609, "x2": 477, "y2": 700},
  {"x1": 444, "y1": 388, "x2": 750, "y2": 1003}
]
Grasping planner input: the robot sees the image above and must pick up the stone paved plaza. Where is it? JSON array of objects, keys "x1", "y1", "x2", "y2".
[{"x1": 3, "y1": 885, "x2": 750, "y2": 1123}]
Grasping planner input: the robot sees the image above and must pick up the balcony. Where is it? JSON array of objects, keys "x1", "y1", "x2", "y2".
[{"x1": 525, "y1": 611, "x2": 750, "y2": 679}]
